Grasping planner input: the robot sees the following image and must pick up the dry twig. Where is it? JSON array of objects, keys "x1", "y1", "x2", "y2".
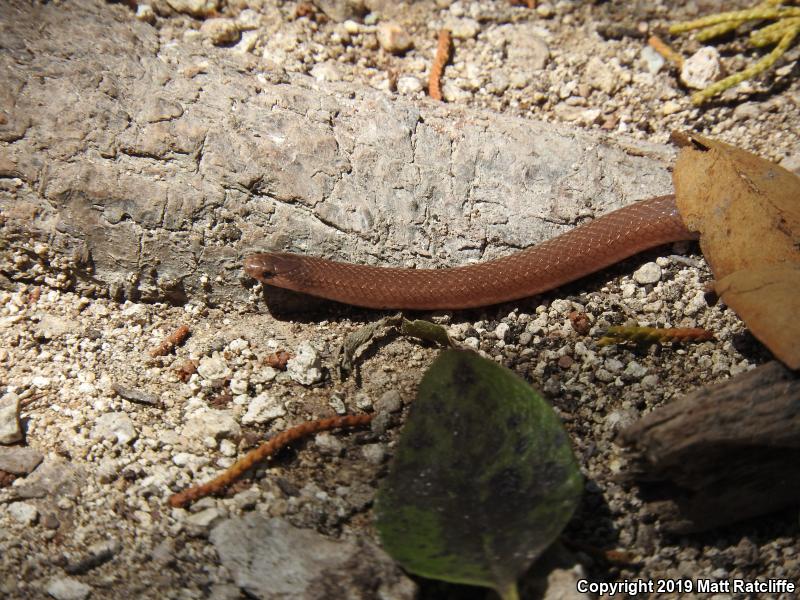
[
  {"x1": 428, "y1": 29, "x2": 452, "y2": 101},
  {"x1": 168, "y1": 413, "x2": 373, "y2": 508}
]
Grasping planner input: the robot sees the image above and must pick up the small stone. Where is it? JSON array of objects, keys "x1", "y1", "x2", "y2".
[
  {"x1": 286, "y1": 342, "x2": 323, "y2": 385},
  {"x1": 233, "y1": 488, "x2": 260, "y2": 511},
  {"x1": 46, "y1": 577, "x2": 92, "y2": 600},
  {"x1": 200, "y1": 18, "x2": 241, "y2": 46},
  {"x1": 446, "y1": 17, "x2": 480, "y2": 39},
  {"x1": 661, "y1": 100, "x2": 682, "y2": 115},
  {"x1": 135, "y1": 3, "x2": 156, "y2": 23},
  {"x1": 93, "y1": 412, "x2": 137, "y2": 445},
  {"x1": 242, "y1": 392, "x2": 286, "y2": 425},
  {"x1": 557, "y1": 355, "x2": 574, "y2": 369},
  {"x1": 164, "y1": 0, "x2": 219, "y2": 17},
  {"x1": 185, "y1": 507, "x2": 225, "y2": 531},
  {"x1": 0, "y1": 392, "x2": 22, "y2": 444},
  {"x1": 623, "y1": 361, "x2": 647, "y2": 380},
  {"x1": 535, "y1": 2, "x2": 554, "y2": 18},
  {"x1": 494, "y1": 322, "x2": 510, "y2": 342},
  {"x1": 310, "y1": 61, "x2": 342, "y2": 82},
  {"x1": 376, "y1": 389, "x2": 402, "y2": 413},
  {"x1": 0, "y1": 446, "x2": 43, "y2": 474},
  {"x1": 518, "y1": 332, "x2": 533, "y2": 346},
  {"x1": 9, "y1": 501, "x2": 39, "y2": 525},
  {"x1": 585, "y1": 56, "x2": 620, "y2": 94},
  {"x1": 197, "y1": 354, "x2": 232, "y2": 381},
  {"x1": 314, "y1": 432, "x2": 344, "y2": 456},
  {"x1": 680, "y1": 46, "x2": 721, "y2": 90},
  {"x1": 314, "y1": 0, "x2": 366, "y2": 22},
  {"x1": 328, "y1": 394, "x2": 347, "y2": 415},
  {"x1": 376, "y1": 22, "x2": 413, "y2": 54},
  {"x1": 732, "y1": 101, "x2": 760, "y2": 122},
  {"x1": 640, "y1": 45, "x2": 665, "y2": 74},
  {"x1": 633, "y1": 262, "x2": 662, "y2": 285},
  {"x1": 183, "y1": 407, "x2": 240, "y2": 442},
  {"x1": 396, "y1": 76, "x2": 423, "y2": 95},
  {"x1": 361, "y1": 443, "x2": 386, "y2": 464}
]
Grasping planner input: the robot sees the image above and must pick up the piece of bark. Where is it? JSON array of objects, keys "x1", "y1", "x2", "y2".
[
  {"x1": 0, "y1": 0, "x2": 675, "y2": 307},
  {"x1": 618, "y1": 361, "x2": 800, "y2": 534}
]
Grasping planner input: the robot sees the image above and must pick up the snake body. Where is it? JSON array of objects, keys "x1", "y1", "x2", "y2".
[{"x1": 244, "y1": 194, "x2": 695, "y2": 310}]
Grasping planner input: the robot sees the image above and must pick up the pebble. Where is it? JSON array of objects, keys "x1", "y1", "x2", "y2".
[
  {"x1": 396, "y1": 76, "x2": 423, "y2": 95},
  {"x1": 242, "y1": 392, "x2": 286, "y2": 425},
  {"x1": 310, "y1": 61, "x2": 342, "y2": 82},
  {"x1": 314, "y1": 0, "x2": 366, "y2": 22},
  {"x1": 361, "y1": 443, "x2": 386, "y2": 464},
  {"x1": 0, "y1": 392, "x2": 22, "y2": 444},
  {"x1": 376, "y1": 22, "x2": 413, "y2": 54},
  {"x1": 446, "y1": 17, "x2": 480, "y2": 39},
  {"x1": 162, "y1": 0, "x2": 219, "y2": 17},
  {"x1": 200, "y1": 18, "x2": 241, "y2": 46},
  {"x1": 182, "y1": 407, "x2": 240, "y2": 443},
  {"x1": 494, "y1": 322, "x2": 510, "y2": 342},
  {"x1": 92, "y1": 412, "x2": 137, "y2": 445},
  {"x1": 185, "y1": 507, "x2": 225, "y2": 532},
  {"x1": 45, "y1": 577, "x2": 92, "y2": 600},
  {"x1": 8, "y1": 501, "x2": 39, "y2": 525},
  {"x1": 633, "y1": 262, "x2": 662, "y2": 285},
  {"x1": 623, "y1": 360, "x2": 647, "y2": 380},
  {"x1": 641, "y1": 45, "x2": 665, "y2": 74},
  {"x1": 197, "y1": 354, "x2": 231, "y2": 381},
  {"x1": 286, "y1": 342, "x2": 323, "y2": 385},
  {"x1": 680, "y1": 47, "x2": 721, "y2": 90},
  {"x1": 585, "y1": 56, "x2": 620, "y2": 94},
  {"x1": 0, "y1": 445, "x2": 44, "y2": 474},
  {"x1": 376, "y1": 389, "x2": 402, "y2": 413},
  {"x1": 314, "y1": 432, "x2": 343, "y2": 456}
]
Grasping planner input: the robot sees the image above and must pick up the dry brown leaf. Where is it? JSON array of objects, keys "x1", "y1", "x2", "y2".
[{"x1": 672, "y1": 132, "x2": 800, "y2": 369}]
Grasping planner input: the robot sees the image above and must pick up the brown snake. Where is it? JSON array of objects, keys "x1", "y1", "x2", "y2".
[{"x1": 244, "y1": 194, "x2": 696, "y2": 310}]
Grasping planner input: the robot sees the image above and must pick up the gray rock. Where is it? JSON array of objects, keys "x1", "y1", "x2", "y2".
[
  {"x1": 8, "y1": 501, "x2": 39, "y2": 525},
  {"x1": 8, "y1": 457, "x2": 84, "y2": 501},
  {"x1": 0, "y1": 445, "x2": 44, "y2": 474},
  {"x1": 314, "y1": 432, "x2": 344, "y2": 456},
  {"x1": 375, "y1": 389, "x2": 402, "y2": 414},
  {"x1": 287, "y1": 342, "x2": 323, "y2": 385},
  {"x1": 633, "y1": 262, "x2": 662, "y2": 285},
  {"x1": 313, "y1": 0, "x2": 366, "y2": 22},
  {"x1": 210, "y1": 515, "x2": 416, "y2": 599},
  {"x1": 376, "y1": 22, "x2": 413, "y2": 54},
  {"x1": 200, "y1": 18, "x2": 241, "y2": 46},
  {"x1": 0, "y1": 392, "x2": 22, "y2": 444},
  {"x1": 45, "y1": 577, "x2": 91, "y2": 600},
  {"x1": 680, "y1": 47, "x2": 721, "y2": 90},
  {"x1": 242, "y1": 392, "x2": 286, "y2": 425},
  {"x1": 92, "y1": 412, "x2": 138, "y2": 445},
  {"x1": 182, "y1": 407, "x2": 240, "y2": 443}
]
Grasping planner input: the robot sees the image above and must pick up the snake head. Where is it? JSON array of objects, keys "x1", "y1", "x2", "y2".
[{"x1": 243, "y1": 253, "x2": 301, "y2": 285}]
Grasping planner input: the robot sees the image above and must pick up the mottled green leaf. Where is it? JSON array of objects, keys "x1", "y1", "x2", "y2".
[{"x1": 376, "y1": 349, "x2": 583, "y2": 599}]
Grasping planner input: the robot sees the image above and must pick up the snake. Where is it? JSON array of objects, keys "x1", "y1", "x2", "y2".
[{"x1": 244, "y1": 194, "x2": 696, "y2": 310}]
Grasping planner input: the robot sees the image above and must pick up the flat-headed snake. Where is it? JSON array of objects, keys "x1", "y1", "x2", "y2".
[{"x1": 244, "y1": 194, "x2": 695, "y2": 309}]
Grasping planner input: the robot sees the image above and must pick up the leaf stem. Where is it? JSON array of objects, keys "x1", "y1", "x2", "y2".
[{"x1": 497, "y1": 582, "x2": 520, "y2": 600}]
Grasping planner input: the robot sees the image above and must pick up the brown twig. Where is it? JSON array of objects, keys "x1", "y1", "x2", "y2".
[
  {"x1": 168, "y1": 413, "x2": 373, "y2": 508},
  {"x1": 149, "y1": 324, "x2": 190, "y2": 357},
  {"x1": 598, "y1": 326, "x2": 713, "y2": 347},
  {"x1": 428, "y1": 29, "x2": 452, "y2": 101}
]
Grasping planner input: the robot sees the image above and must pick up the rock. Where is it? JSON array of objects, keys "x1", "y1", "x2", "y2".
[
  {"x1": 314, "y1": 432, "x2": 343, "y2": 456},
  {"x1": 361, "y1": 443, "x2": 386, "y2": 464},
  {"x1": 197, "y1": 354, "x2": 232, "y2": 381},
  {"x1": 241, "y1": 392, "x2": 286, "y2": 425},
  {"x1": 504, "y1": 23, "x2": 550, "y2": 80},
  {"x1": 641, "y1": 45, "x2": 665, "y2": 74},
  {"x1": 585, "y1": 56, "x2": 620, "y2": 94},
  {"x1": 396, "y1": 76, "x2": 423, "y2": 95},
  {"x1": 494, "y1": 322, "x2": 510, "y2": 342},
  {"x1": 376, "y1": 22, "x2": 413, "y2": 54},
  {"x1": 92, "y1": 412, "x2": 138, "y2": 445},
  {"x1": 163, "y1": 0, "x2": 219, "y2": 17},
  {"x1": 182, "y1": 407, "x2": 240, "y2": 444},
  {"x1": 8, "y1": 501, "x2": 39, "y2": 525},
  {"x1": 624, "y1": 360, "x2": 647, "y2": 380},
  {"x1": 0, "y1": 445, "x2": 44, "y2": 474},
  {"x1": 45, "y1": 576, "x2": 91, "y2": 600},
  {"x1": 310, "y1": 61, "x2": 342, "y2": 82},
  {"x1": 445, "y1": 17, "x2": 480, "y2": 39},
  {"x1": 0, "y1": 392, "x2": 22, "y2": 444},
  {"x1": 286, "y1": 342, "x2": 323, "y2": 385},
  {"x1": 33, "y1": 314, "x2": 79, "y2": 340},
  {"x1": 9, "y1": 457, "x2": 84, "y2": 501},
  {"x1": 632, "y1": 262, "x2": 662, "y2": 285},
  {"x1": 185, "y1": 507, "x2": 225, "y2": 534},
  {"x1": 375, "y1": 389, "x2": 402, "y2": 414},
  {"x1": 210, "y1": 515, "x2": 416, "y2": 600},
  {"x1": 680, "y1": 47, "x2": 721, "y2": 90},
  {"x1": 312, "y1": 0, "x2": 366, "y2": 22}
]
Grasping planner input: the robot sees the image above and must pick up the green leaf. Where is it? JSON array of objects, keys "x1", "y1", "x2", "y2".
[{"x1": 375, "y1": 349, "x2": 583, "y2": 598}]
